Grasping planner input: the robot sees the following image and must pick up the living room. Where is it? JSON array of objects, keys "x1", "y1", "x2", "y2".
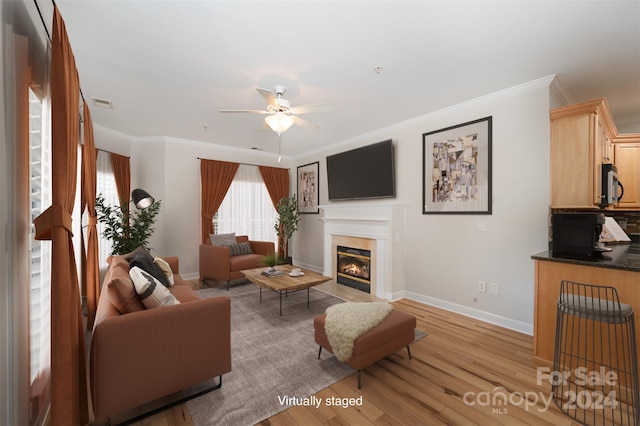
[
  {"x1": 103, "y1": 77, "x2": 553, "y2": 333},
  {"x1": 2, "y1": 1, "x2": 640, "y2": 425}
]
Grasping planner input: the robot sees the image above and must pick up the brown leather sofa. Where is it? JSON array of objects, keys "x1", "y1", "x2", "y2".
[
  {"x1": 314, "y1": 309, "x2": 416, "y2": 388},
  {"x1": 199, "y1": 235, "x2": 275, "y2": 289},
  {"x1": 91, "y1": 254, "x2": 231, "y2": 423}
]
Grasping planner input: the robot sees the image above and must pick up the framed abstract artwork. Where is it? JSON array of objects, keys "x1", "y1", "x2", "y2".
[
  {"x1": 297, "y1": 161, "x2": 319, "y2": 214},
  {"x1": 422, "y1": 116, "x2": 492, "y2": 214}
]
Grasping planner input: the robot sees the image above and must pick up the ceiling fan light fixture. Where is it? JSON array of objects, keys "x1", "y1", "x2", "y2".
[{"x1": 265, "y1": 112, "x2": 294, "y2": 135}]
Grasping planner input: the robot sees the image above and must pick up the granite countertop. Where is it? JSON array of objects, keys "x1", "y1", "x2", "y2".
[{"x1": 532, "y1": 243, "x2": 640, "y2": 272}]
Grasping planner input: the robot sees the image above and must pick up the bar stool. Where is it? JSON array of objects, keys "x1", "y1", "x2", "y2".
[{"x1": 553, "y1": 280, "x2": 639, "y2": 426}]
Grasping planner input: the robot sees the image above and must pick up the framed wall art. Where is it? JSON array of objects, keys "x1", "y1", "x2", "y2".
[
  {"x1": 297, "y1": 161, "x2": 319, "y2": 214},
  {"x1": 422, "y1": 116, "x2": 492, "y2": 214}
]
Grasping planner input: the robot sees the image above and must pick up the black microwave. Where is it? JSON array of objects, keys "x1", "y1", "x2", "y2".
[{"x1": 601, "y1": 164, "x2": 624, "y2": 207}]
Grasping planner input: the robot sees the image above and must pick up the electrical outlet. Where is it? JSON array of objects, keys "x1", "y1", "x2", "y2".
[
  {"x1": 489, "y1": 282, "x2": 500, "y2": 295},
  {"x1": 182, "y1": 256, "x2": 188, "y2": 263},
  {"x1": 478, "y1": 220, "x2": 487, "y2": 232},
  {"x1": 478, "y1": 280, "x2": 487, "y2": 293}
]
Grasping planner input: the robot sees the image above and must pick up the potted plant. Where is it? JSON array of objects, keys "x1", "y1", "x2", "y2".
[
  {"x1": 95, "y1": 194, "x2": 161, "y2": 255},
  {"x1": 259, "y1": 252, "x2": 282, "y2": 272},
  {"x1": 274, "y1": 195, "x2": 300, "y2": 260}
]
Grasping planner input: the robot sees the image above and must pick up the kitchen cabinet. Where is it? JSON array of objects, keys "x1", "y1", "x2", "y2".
[
  {"x1": 532, "y1": 254, "x2": 640, "y2": 366},
  {"x1": 550, "y1": 98, "x2": 617, "y2": 208},
  {"x1": 613, "y1": 134, "x2": 640, "y2": 209}
]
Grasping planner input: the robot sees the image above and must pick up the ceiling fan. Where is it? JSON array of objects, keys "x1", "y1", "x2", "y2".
[{"x1": 220, "y1": 85, "x2": 332, "y2": 135}]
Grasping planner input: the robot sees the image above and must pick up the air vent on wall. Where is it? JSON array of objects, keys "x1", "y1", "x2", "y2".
[{"x1": 91, "y1": 97, "x2": 113, "y2": 109}]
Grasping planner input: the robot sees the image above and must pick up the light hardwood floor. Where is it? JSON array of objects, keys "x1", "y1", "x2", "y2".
[{"x1": 119, "y1": 280, "x2": 581, "y2": 426}]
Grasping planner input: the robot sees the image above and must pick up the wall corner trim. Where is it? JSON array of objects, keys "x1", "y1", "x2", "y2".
[{"x1": 549, "y1": 74, "x2": 575, "y2": 106}]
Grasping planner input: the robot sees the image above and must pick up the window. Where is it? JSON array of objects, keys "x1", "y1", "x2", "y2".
[
  {"x1": 28, "y1": 87, "x2": 51, "y2": 423},
  {"x1": 213, "y1": 164, "x2": 278, "y2": 245},
  {"x1": 96, "y1": 151, "x2": 118, "y2": 275}
]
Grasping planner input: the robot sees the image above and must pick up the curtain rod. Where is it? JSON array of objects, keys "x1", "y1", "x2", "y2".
[
  {"x1": 196, "y1": 157, "x2": 289, "y2": 170},
  {"x1": 98, "y1": 148, "x2": 130, "y2": 158},
  {"x1": 33, "y1": 0, "x2": 86, "y2": 104}
]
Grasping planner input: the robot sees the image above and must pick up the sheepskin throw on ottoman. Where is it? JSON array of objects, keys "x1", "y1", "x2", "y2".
[{"x1": 324, "y1": 302, "x2": 393, "y2": 361}]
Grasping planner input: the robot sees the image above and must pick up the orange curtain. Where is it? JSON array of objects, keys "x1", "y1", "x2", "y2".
[
  {"x1": 200, "y1": 159, "x2": 239, "y2": 244},
  {"x1": 82, "y1": 105, "x2": 100, "y2": 330},
  {"x1": 258, "y1": 166, "x2": 289, "y2": 256},
  {"x1": 32, "y1": 6, "x2": 89, "y2": 425},
  {"x1": 110, "y1": 152, "x2": 130, "y2": 207}
]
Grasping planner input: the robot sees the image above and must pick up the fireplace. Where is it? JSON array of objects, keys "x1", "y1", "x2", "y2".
[
  {"x1": 321, "y1": 202, "x2": 408, "y2": 299},
  {"x1": 336, "y1": 245, "x2": 371, "y2": 293}
]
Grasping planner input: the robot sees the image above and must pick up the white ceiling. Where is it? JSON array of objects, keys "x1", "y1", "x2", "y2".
[{"x1": 55, "y1": 1, "x2": 640, "y2": 158}]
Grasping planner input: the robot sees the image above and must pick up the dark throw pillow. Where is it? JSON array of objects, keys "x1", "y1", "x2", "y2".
[
  {"x1": 125, "y1": 246, "x2": 171, "y2": 287},
  {"x1": 226, "y1": 241, "x2": 253, "y2": 256}
]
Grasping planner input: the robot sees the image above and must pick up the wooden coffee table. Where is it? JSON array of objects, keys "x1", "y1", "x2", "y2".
[{"x1": 241, "y1": 264, "x2": 332, "y2": 315}]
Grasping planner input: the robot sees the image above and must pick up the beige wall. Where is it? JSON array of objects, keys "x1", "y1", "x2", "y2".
[{"x1": 293, "y1": 77, "x2": 552, "y2": 333}]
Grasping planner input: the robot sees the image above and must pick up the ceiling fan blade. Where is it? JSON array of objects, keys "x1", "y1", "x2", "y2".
[
  {"x1": 291, "y1": 115, "x2": 319, "y2": 130},
  {"x1": 289, "y1": 103, "x2": 333, "y2": 115},
  {"x1": 219, "y1": 109, "x2": 268, "y2": 114},
  {"x1": 257, "y1": 88, "x2": 277, "y2": 107}
]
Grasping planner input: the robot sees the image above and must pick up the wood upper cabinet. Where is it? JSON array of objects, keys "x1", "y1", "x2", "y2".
[
  {"x1": 613, "y1": 134, "x2": 640, "y2": 209},
  {"x1": 550, "y1": 99, "x2": 617, "y2": 208}
]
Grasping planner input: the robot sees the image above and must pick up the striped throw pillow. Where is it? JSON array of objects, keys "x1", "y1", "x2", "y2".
[
  {"x1": 129, "y1": 266, "x2": 180, "y2": 309},
  {"x1": 226, "y1": 241, "x2": 253, "y2": 257}
]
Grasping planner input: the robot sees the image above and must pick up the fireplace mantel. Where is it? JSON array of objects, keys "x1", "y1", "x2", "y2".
[
  {"x1": 319, "y1": 203, "x2": 408, "y2": 300},
  {"x1": 319, "y1": 203, "x2": 402, "y2": 220}
]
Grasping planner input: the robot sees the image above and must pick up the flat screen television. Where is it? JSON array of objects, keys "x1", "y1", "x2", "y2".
[{"x1": 326, "y1": 139, "x2": 395, "y2": 201}]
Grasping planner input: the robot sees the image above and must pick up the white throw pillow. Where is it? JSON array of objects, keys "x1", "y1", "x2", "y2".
[
  {"x1": 210, "y1": 232, "x2": 236, "y2": 246},
  {"x1": 153, "y1": 257, "x2": 175, "y2": 286},
  {"x1": 129, "y1": 266, "x2": 180, "y2": 309}
]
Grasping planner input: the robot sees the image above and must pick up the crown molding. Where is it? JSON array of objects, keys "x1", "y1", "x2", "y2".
[{"x1": 549, "y1": 75, "x2": 575, "y2": 106}]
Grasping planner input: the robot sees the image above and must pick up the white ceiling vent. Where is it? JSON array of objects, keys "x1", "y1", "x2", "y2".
[{"x1": 91, "y1": 97, "x2": 113, "y2": 109}]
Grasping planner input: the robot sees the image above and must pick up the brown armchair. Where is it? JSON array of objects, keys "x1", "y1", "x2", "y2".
[{"x1": 199, "y1": 235, "x2": 275, "y2": 289}]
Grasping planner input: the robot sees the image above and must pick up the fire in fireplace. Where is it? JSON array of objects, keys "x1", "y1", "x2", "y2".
[{"x1": 336, "y1": 245, "x2": 371, "y2": 293}]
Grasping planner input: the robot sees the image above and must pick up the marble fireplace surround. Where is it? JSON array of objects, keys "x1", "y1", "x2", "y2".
[{"x1": 320, "y1": 203, "x2": 407, "y2": 300}]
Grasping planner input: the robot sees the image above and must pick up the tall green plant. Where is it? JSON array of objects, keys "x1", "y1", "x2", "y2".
[
  {"x1": 95, "y1": 194, "x2": 161, "y2": 255},
  {"x1": 274, "y1": 195, "x2": 300, "y2": 258}
]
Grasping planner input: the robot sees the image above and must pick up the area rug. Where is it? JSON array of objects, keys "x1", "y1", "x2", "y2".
[{"x1": 186, "y1": 283, "x2": 354, "y2": 426}]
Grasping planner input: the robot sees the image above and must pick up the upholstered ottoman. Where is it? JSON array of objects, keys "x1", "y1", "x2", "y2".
[{"x1": 314, "y1": 308, "x2": 416, "y2": 388}]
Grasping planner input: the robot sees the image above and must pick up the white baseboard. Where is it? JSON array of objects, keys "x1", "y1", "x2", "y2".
[
  {"x1": 391, "y1": 290, "x2": 533, "y2": 336},
  {"x1": 181, "y1": 271, "x2": 200, "y2": 281},
  {"x1": 292, "y1": 260, "x2": 323, "y2": 274},
  {"x1": 266, "y1": 263, "x2": 533, "y2": 336}
]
